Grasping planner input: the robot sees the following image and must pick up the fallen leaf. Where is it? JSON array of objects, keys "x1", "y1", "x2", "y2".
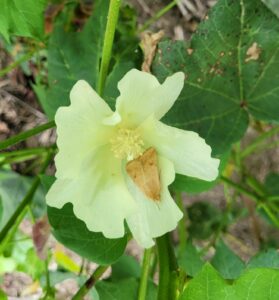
[
  {"x1": 140, "y1": 30, "x2": 164, "y2": 72},
  {"x1": 126, "y1": 147, "x2": 161, "y2": 201},
  {"x1": 32, "y1": 215, "x2": 50, "y2": 260}
]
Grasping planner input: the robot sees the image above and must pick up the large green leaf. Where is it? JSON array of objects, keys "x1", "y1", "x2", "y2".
[
  {"x1": 0, "y1": 0, "x2": 46, "y2": 41},
  {"x1": 232, "y1": 268, "x2": 279, "y2": 300},
  {"x1": 153, "y1": 0, "x2": 279, "y2": 154},
  {"x1": 47, "y1": 203, "x2": 127, "y2": 265},
  {"x1": 261, "y1": 0, "x2": 279, "y2": 18},
  {"x1": 180, "y1": 264, "x2": 279, "y2": 300},
  {"x1": 42, "y1": 0, "x2": 109, "y2": 119}
]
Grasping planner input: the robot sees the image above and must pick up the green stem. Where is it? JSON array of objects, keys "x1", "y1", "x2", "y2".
[
  {"x1": 220, "y1": 176, "x2": 260, "y2": 202},
  {"x1": 0, "y1": 206, "x2": 29, "y2": 254},
  {"x1": 176, "y1": 192, "x2": 187, "y2": 254},
  {"x1": 260, "y1": 204, "x2": 279, "y2": 228},
  {"x1": 0, "y1": 121, "x2": 55, "y2": 151},
  {"x1": 0, "y1": 151, "x2": 53, "y2": 244},
  {"x1": 241, "y1": 126, "x2": 279, "y2": 158},
  {"x1": 0, "y1": 49, "x2": 37, "y2": 77},
  {"x1": 138, "y1": 248, "x2": 153, "y2": 300},
  {"x1": 97, "y1": 0, "x2": 121, "y2": 96},
  {"x1": 0, "y1": 147, "x2": 56, "y2": 167},
  {"x1": 0, "y1": 147, "x2": 52, "y2": 158},
  {"x1": 72, "y1": 265, "x2": 109, "y2": 300},
  {"x1": 139, "y1": 0, "x2": 178, "y2": 32},
  {"x1": 156, "y1": 234, "x2": 177, "y2": 300},
  {"x1": 267, "y1": 195, "x2": 279, "y2": 202}
]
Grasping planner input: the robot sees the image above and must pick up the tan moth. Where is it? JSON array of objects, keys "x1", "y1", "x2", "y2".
[{"x1": 126, "y1": 147, "x2": 161, "y2": 201}]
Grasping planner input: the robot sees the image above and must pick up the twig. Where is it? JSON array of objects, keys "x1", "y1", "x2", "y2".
[{"x1": 72, "y1": 265, "x2": 109, "y2": 300}]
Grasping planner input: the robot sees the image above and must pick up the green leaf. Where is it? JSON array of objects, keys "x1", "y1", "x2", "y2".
[
  {"x1": 48, "y1": 204, "x2": 127, "y2": 265},
  {"x1": 232, "y1": 268, "x2": 279, "y2": 300},
  {"x1": 41, "y1": 0, "x2": 109, "y2": 119},
  {"x1": 264, "y1": 172, "x2": 279, "y2": 198},
  {"x1": 111, "y1": 255, "x2": 141, "y2": 280},
  {"x1": 0, "y1": 0, "x2": 46, "y2": 41},
  {"x1": 178, "y1": 242, "x2": 204, "y2": 277},
  {"x1": 96, "y1": 278, "x2": 157, "y2": 300},
  {"x1": 96, "y1": 278, "x2": 138, "y2": 300},
  {"x1": 153, "y1": 0, "x2": 279, "y2": 154},
  {"x1": 211, "y1": 240, "x2": 245, "y2": 279},
  {"x1": 179, "y1": 264, "x2": 231, "y2": 300},
  {"x1": 0, "y1": 170, "x2": 45, "y2": 230},
  {"x1": 0, "y1": 289, "x2": 7, "y2": 300},
  {"x1": 247, "y1": 249, "x2": 279, "y2": 269},
  {"x1": 180, "y1": 264, "x2": 279, "y2": 300},
  {"x1": 261, "y1": 0, "x2": 279, "y2": 18},
  {"x1": 0, "y1": 196, "x2": 3, "y2": 223}
]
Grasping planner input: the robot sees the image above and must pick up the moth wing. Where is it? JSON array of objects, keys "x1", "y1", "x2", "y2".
[{"x1": 126, "y1": 148, "x2": 161, "y2": 201}]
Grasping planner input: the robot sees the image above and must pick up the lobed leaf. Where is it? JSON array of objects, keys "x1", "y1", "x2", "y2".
[{"x1": 153, "y1": 0, "x2": 279, "y2": 154}]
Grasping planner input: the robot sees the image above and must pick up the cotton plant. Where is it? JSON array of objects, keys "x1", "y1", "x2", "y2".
[{"x1": 46, "y1": 69, "x2": 219, "y2": 248}]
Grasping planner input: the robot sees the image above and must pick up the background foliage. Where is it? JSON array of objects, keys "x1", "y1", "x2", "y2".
[{"x1": 0, "y1": 0, "x2": 279, "y2": 299}]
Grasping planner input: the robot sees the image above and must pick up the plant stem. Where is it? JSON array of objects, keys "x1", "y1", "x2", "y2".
[
  {"x1": 176, "y1": 192, "x2": 187, "y2": 254},
  {"x1": 0, "y1": 206, "x2": 29, "y2": 254},
  {"x1": 156, "y1": 234, "x2": 177, "y2": 300},
  {"x1": 97, "y1": 0, "x2": 121, "y2": 96},
  {"x1": 139, "y1": 0, "x2": 178, "y2": 32},
  {"x1": 138, "y1": 248, "x2": 153, "y2": 300},
  {"x1": 220, "y1": 176, "x2": 260, "y2": 202},
  {"x1": 241, "y1": 126, "x2": 279, "y2": 158},
  {"x1": 0, "y1": 121, "x2": 55, "y2": 151},
  {"x1": 0, "y1": 151, "x2": 53, "y2": 244},
  {"x1": 72, "y1": 265, "x2": 109, "y2": 300},
  {"x1": 260, "y1": 204, "x2": 279, "y2": 228},
  {"x1": 0, "y1": 49, "x2": 37, "y2": 77},
  {"x1": 0, "y1": 147, "x2": 52, "y2": 158}
]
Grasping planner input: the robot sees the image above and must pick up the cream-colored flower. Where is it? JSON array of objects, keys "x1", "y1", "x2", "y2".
[{"x1": 46, "y1": 69, "x2": 219, "y2": 248}]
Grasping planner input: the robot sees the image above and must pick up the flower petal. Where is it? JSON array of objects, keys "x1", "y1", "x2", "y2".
[
  {"x1": 46, "y1": 146, "x2": 137, "y2": 238},
  {"x1": 114, "y1": 69, "x2": 185, "y2": 127},
  {"x1": 55, "y1": 80, "x2": 115, "y2": 179},
  {"x1": 140, "y1": 117, "x2": 220, "y2": 181},
  {"x1": 125, "y1": 156, "x2": 183, "y2": 248}
]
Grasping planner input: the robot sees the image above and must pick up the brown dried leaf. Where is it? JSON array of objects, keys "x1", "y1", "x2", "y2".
[
  {"x1": 140, "y1": 30, "x2": 164, "y2": 73},
  {"x1": 126, "y1": 147, "x2": 161, "y2": 201},
  {"x1": 45, "y1": 4, "x2": 64, "y2": 34},
  {"x1": 32, "y1": 215, "x2": 50, "y2": 260}
]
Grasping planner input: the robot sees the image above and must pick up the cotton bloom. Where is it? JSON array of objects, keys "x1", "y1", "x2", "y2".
[{"x1": 46, "y1": 69, "x2": 219, "y2": 248}]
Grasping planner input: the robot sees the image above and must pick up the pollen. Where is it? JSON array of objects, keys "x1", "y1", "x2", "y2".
[{"x1": 110, "y1": 127, "x2": 144, "y2": 160}]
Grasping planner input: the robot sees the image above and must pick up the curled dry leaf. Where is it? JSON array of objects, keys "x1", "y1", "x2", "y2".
[
  {"x1": 245, "y1": 42, "x2": 261, "y2": 62},
  {"x1": 140, "y1": 30, "x2": 164, "y2": 72},
  {"x1": 32, "y1": 215, "x2": 50, "y2": 260}
]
